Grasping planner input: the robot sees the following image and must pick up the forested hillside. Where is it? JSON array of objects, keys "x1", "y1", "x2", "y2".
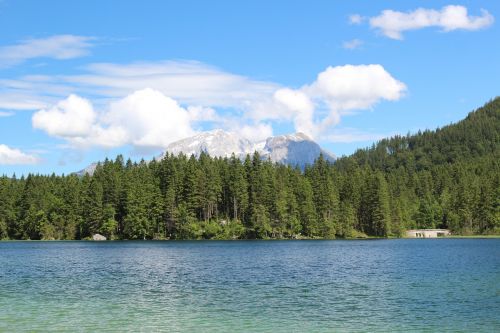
[{"x1": 0, "y1": 98, "x2": 498, "y2": 240}]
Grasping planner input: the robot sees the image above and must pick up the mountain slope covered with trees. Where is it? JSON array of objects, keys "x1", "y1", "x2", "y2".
[{"x1": 0, "y1": 98, "x2": 498, "y2": 240}]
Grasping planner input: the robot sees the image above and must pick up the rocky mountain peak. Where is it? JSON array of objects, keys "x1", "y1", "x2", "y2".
[{"x1": 165, "y1": 130, "x2": 335, "y2": 168}]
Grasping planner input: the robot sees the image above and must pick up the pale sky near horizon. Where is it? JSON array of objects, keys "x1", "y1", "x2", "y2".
[{"x1": 0, "y1": 0, "x2": 499, "y2": 175}]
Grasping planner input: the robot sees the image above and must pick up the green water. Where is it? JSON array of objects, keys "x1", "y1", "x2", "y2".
[{"x1": 0, "y1": 239, "x2": 499, "y2": 332}]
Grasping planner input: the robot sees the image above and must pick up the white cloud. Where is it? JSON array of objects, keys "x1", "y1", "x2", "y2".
[
  {"x1": 308, "y1": 64, "x2": 405, "y2": 135},
  {"x1": 254, "y1": 65, "x2": 406, "y2": 140},
  {"x1": 104, "y1": 88, "x2": 194, "y2": 149},
  {"x1": 349, "y1": 14, "x2": 364, "y2": 25},
  {"x1": 63, "y1": 60, "x2": 279, "y2": 108},
  {"x1": 309, "y1": 64, "x2": 406, "y2": 111},
  {"x1": 273, "y1": 88, "x2": 314, "y2": 114},
  {"x1": 274, "y1": 88, "x2": 315, "y2": 138},
  {"x1": 240, "y1": 123, "x2": 273, "y2": 142},
  {"x1": 0, "y1": 75, "x2": 75, "y2": 111},
  {"x1": 22, "y1": 60, "x2": 406, "y2": 152},
  {"x1": 0, "y1": 35, "x2": 95, "y2": 68},
  {"x1": 0, "y1": 144, "x2": 40, "y2": 165},
  {"x1": 187, "y1": 106, "x2": 220, "y2": 122},
  {"x1": 0, "y1": 92, "x2": 49, "y2": 110},
  {"x1": 33, "y1": 88, "x2": 196, "y2": 150},
  {"x1": 342, "y1": 39, "x2": 363, "y2": 50},
  {"x1": 32, "y1": 94, "x2": 96, "y2": 137},
  {"x1": 0, "y1": 60, "x2": 279, "y2": 114},
  {"x1": 68, "y1": 124, "x2": 129, "y2": 149},
  {"x1": 370, "y1": 5, "x2": 494, "y2": 40}
]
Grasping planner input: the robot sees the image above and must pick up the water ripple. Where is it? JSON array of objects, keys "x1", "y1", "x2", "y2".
[{"x1": 0, "y1": 239, "x2": 499, "y2": 332}]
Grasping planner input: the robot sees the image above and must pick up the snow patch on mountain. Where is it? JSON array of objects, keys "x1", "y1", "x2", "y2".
[
  {"x1": 163, "y1": 129, "x2": 255, "y2": 159},
  {"x1": 77, "y1": 130, "x2": 336, "y2": 176},
  {"x1": 163, "y1": 129, "x2": 335, "y2": 168}
]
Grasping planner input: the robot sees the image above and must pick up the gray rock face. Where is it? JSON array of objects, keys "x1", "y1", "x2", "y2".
[
  {"x1": 92, "y1": 233, "x2": 106, "y2": 241},
  {"x1": 164, "y1": 130, "x2": 335, "y2": 168},
  {"x1": 75, "y1": 163, "x2": 98, "y2": 177},
  {"x1": 260, "y1": 133, "x2": 335, "y2": 168}
]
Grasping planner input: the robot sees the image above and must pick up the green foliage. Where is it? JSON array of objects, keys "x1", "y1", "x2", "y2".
[
  {"x1": 100, "y1": 204, "x2": 118, "y2": 239},
  {"x1": 0, "y1": 218, "x2": 8, "y2": 240},
  {"x1": 0, "y1": 98, "x2": 498, "y2": 239}
]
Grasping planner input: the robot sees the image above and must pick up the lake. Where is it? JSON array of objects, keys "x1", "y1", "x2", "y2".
[{"x1": 0, "y1": 239, "x2": 499, "y2": 332}]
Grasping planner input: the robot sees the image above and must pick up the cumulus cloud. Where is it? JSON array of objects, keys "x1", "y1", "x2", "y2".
[
  {"x1": 0, "y1": 144, "x2": 40, "y2": 165},
  {"x1": 311, "y1": 64, "x2": 405, "y2": 133},
  {"x1": 32, "y1": 89, "x2": 195, "y2": 150},
  {"x1": 0, "y1": 35, "x2": 95, "y2": 68},
  {"x1": 369, "y1": 5, "x2": 494, "y2": 39},
  {"x1": 104, "y1": 88, "x2": 194, "y2": 149},
  {"x1": 342, "y1": 39, "x2": 363, "y2": 50},
  {"x1": 69, "y1": 124, "x2": 129, "y2": 149},
  {"x1": 274, "y1": 88, "x2": 315, "y2": 138},
  {"x1": 32, "y1": 94, "x2": 96, "y2": 137},
  {"x1": 263, "y1": 65, "x2": 406, "y2": 139},
  {"x1": 309, "y1": 64, "x2": 406, "y2": 111}
]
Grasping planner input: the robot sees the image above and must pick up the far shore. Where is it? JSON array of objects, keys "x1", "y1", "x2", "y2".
[{"x1": 1, "y1": 235, "x2": 499, "y2": 242}]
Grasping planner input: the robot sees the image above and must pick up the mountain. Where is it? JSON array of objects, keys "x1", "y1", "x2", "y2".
[
  {"x1": 76, "y1": 130, "x2": 335, "y2": 176},
  {"x1": 259, "y1": 132, "x2": 336, "y2": 167},
  {"x1": 74, "y1": 162, "x2": 98, "y2": 177},
  {"x1": 163, "y1": 129, "x2": 336, "y2": 168},
  {"x1": 336, "y1": 97, "x2": 500, "y2": 172},
  {"x1": 162, "y1": 129, "x2": 255, "y2": 159}
]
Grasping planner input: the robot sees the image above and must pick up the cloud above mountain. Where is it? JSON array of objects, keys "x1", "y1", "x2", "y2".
[
  {"x1": 32, "y1": 89, "x2": 195, "y2": 150},
  {"x1": 260, "y1": 64, "x2": 406, "y2": 139},
  {"x1": 29, "y1": 61, "x2": 406, "y2": 150},
  {"x1": 0, "y1": 34, "x2": 408, "y2": 152}
]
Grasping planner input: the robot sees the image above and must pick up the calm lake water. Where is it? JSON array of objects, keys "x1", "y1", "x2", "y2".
[{"x1": 0, "y1": 239, "x2": 499, "y2": 332}]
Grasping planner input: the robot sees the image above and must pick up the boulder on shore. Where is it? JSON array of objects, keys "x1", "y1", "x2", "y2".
[{"x1": 92, "y1": 234, "x2": 107, "y2": 241}]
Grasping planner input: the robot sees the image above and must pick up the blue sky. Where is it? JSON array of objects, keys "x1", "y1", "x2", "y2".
[{"x1": 0, "y1": 0, "x2": 499, "y2": 175}]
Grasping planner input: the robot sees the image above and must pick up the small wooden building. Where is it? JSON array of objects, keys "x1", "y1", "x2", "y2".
[{"x1": 406, "y1": 229, "x2": 450, "y2": 238}]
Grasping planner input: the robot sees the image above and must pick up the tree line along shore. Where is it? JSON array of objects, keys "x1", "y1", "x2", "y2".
[{"x1": 0, "y1": 98, "x2": 498, "y2": 240}]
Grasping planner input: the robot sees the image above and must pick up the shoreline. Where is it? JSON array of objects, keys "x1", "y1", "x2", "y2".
[{"x1": 1, "y1": 235, "x2": 499, "y2": 242}]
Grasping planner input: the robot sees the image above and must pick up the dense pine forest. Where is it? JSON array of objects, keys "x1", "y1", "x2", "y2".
[{"x1": 0, "y1": 98, "x2": 499, "y2": 240}]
